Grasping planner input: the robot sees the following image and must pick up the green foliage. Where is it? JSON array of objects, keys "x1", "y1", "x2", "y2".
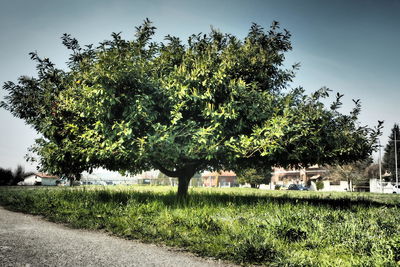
[
  {"x1": 236, "y1": 167, "x2": 271, "y2": 188},
  {"x1": 278, "y1": 224, "x2": 308, "y2": 242},
  {"x1": 0, "y1": 168, "x2": 13, "y2": 186},
  {"x1": 383, "y1": 124, "x2": 400, "y2": 182},
  {"x1": 1, "y1": 19, "x2": 382, "y2": 196},
  {"x1": 316, "y1": 180, "x2": 324, "y2": 191},
  {"x1": 232, "y1": 233, "x2": 281, "y2": 264},
  {"x1": 1, "y1": 186, "x2": 400, "y2": 266}
]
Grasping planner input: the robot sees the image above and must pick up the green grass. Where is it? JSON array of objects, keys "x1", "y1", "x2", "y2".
[{"x1": 1, "y1": 186, "x2": 400, "y2": 266}]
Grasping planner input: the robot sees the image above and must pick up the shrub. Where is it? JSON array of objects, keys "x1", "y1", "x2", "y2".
[{"x1": 316, "y1": 180, "x2": 324, "y2": 191}]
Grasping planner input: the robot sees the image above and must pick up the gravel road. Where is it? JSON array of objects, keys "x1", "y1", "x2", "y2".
[{"x1": 0, "y1": 207, "x2": 235, "y2": 267}]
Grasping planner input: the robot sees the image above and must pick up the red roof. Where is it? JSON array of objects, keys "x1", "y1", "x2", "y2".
[
  {"x1": 35, "y1": 173, "x2": 58, "y2": 179},
  {"x1": 202, "y1": 171, "x2": 236, "y2": 177}
]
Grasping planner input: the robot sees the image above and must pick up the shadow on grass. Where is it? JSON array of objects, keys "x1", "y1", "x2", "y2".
[
  {"x1": 85, "y1": 188, "x2": 400, "y2": 210},
  {"x1": 1, "y1": 186, "x2": 399, "y2": 210}
]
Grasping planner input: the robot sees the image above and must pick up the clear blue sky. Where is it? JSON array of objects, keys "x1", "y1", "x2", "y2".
[{"x1": 0, "y1": 0, "x2": 399, "y2": 171}]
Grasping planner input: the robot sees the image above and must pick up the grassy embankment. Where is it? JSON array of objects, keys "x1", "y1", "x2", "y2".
[{"x1": 0, "y1": 186, "x2": 399, "y2": 266}]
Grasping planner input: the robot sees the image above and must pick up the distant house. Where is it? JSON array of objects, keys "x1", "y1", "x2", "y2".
[
  {"x1": 271, "y1": 166, "x2": 327, "y2": 185},
  {"x1": 202, "y1": 171, "x2": 238, "y2": 187},
  {"x1": 39, "y1": 173, "x2": 59, "y2": 186},
  {"x1": 23, "y1": 173, "x2": 59, "y2": 186},
  {"x1": 369, "y1": 178, "x2": 397, "y2": 194},
  {"x1": 22, "y1": 174, "x2": 41, "y2": 186}
]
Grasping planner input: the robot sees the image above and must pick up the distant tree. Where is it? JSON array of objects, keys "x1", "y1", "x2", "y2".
[
  {"x1": 365, "y1": 163, "x2": 380, "y2": 179},
  {"x1": 0, "y1": 168, "x2": 13, "y2": 186},
  {"x1": 27, "y1": 140, "x2": 85, "y2": 186},
  {"x1": 0, "y1": 165, "x2": 33, "y2": 186},
  {"x1": 1, "y1": 19, "x2": 382, "y2": 198},
  {"x1": 383, "y1": 124, "x2": 400, "y2": 182},
  {"x1": 327, "y1": 158, "x2": 373, "y2": 191},
  {"x1": 237, "y1": 168, "x2": 271, "y2": 188}
]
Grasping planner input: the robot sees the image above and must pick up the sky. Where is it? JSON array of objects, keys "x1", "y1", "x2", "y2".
[{"x1": 0, "y1": 0, "x2": 399, "y2": 172}]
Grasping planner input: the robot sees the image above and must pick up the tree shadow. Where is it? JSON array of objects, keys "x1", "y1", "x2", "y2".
[{"x1": 88, "y1": 188, "x2": 400, "y2": 210}]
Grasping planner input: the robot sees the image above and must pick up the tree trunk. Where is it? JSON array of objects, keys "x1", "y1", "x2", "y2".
[
  {"x1": 347, "y1": 178, "x2": 352, "y2": 192},
  {"x1": 153, "y1": 161, "x2": 198, "y2": 198},
  {"x1": 177, "y1": 175, "x2": 191, "y2": 198}
]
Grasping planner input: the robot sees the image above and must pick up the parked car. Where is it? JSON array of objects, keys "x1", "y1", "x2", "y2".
[{"x1": 288, "y1": 184, "x2": 309, "y2": 191}]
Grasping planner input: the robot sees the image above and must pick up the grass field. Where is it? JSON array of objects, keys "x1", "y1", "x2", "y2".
[{"x1": 1, "y1": 186, "x2": 399, "y2": 266}]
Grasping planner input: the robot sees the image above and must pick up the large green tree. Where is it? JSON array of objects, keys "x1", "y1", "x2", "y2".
[
  {"x1": 383, "y1": 124, "x2": 400, "y2": 182},
  {"x1": 1, "y1": 19, "x2": 382, "y2": 197}
]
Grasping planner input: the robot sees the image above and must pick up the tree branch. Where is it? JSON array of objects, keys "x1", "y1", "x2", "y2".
[
  {"x1": 152, "y1": 161, "x2": 179, "y2": 177},
  {"x1": 153, "y1": 160, "x2": 200, "y2": 178}
]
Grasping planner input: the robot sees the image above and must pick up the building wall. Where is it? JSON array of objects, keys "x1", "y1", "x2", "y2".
[
  {"x1": 23, "y1": 175, "x2": 41, "y2": 186},
  {"x1": 370, "y1": 179, "x2": 396, "y2": 193},
  {"x1": 202, "y1": 173, "x2": 238, "y2": 187},
  {"x1": 203, "y1": 175, "x2": 218, "y2": 187},
  {"x1": 218, "y1": 176, "x2": 238, "y2": 187},
  {"x1": 319, "y1": 181, "x2": 348, "y2": 192},
  {"x1": 271, "y1": 166, "x2": 327, "y2": 185},
  {"x1": 41, "y1": 178, "x2": 57, "y2": 186}
]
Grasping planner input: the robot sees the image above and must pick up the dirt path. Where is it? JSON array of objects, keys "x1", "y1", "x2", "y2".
[{"x1": 0, "y1": 207, "x2": 234, "y2": 267}]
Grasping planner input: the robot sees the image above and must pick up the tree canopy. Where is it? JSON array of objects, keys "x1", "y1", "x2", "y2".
[
  {"x1": 383, "y1": 124, "x2": 400, "y2": 182},
  {"x1": 1, "y1": 19, "x2": 382, "y2": 196}
]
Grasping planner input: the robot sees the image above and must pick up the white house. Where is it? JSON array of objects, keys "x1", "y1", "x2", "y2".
[
  {"x1": 22, "y1": 174, "x2": 41, "y2": 185},
  {"x1": 23, "y1": 173, "x2": 58, "y2": 186},
  {"x1": 370, "y1": 179, "x2": 397, "y2": 194}
]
